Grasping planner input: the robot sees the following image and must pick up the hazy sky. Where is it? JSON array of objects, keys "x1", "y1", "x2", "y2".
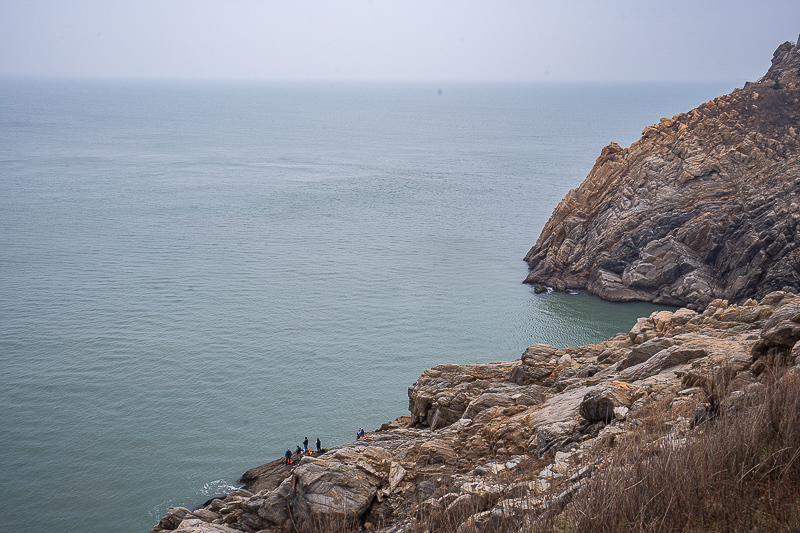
[{"x1": 1, "y1": 0, "x2": 798, "y2": 82}]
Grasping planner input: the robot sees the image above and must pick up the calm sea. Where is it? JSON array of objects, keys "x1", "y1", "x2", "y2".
[{"x1": 0, "y1": 79, "x2": 734, "y2": 532}]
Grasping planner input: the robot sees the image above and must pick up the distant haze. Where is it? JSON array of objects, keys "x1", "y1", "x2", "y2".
[{"x1": 1, "y1": 0, "x2": 798, "y2": 82}]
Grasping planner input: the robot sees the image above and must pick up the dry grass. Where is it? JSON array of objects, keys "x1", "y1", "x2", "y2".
[{"x1": 562, "y1": 368, "x2": 800, "y2": 533}]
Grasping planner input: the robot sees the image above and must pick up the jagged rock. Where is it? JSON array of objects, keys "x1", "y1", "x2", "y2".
[
  {"x1": 187, "y1": 509, "x2": 218, "y2": 523},
  {"x1": 751, "y1": 297, "x2": 800, "y2": 368},
  {"x1": 524, "y1": 41, "x2": 800, "y2": 309},
  {"x1": 579, "y1": 381, "x2": 643, "y2": 423},
  {"x1": 619, "y1": 344, "x2": 708, "y2": 382},
  {"x1": 620, "y1": 338, "x2": 676, "y2": 369},
  {"x1": 151, "y1": 507, "x2": 190, "y2": 532},
  {"x1": 760, "y1": 300, "x2": 800, "y2": 346},
  {"x1": 408, "y1": 361, "x2": 517, "y2": 429},
  {"x1": 172, "y1": 520, "x2": 239, "y2": 533},
  {"x1": 257, "y1": 446, "x2": 396, "y2": 531}
]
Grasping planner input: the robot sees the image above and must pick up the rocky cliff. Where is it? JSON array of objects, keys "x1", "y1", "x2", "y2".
[
  {"x1": 524, "y1": 40, "x2": 800, "y2": 310},
  {"x1": 151, "y1": 42, "x2": 800, "y2": 533}
]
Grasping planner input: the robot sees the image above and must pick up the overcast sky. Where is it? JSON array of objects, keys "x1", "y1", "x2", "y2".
[{"x1": 1, "y1": 0, "x2": 798, "y2": 82}]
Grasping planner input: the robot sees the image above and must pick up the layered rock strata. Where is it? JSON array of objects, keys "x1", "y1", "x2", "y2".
[
  {"x1": 524, "y1": 40, "x2": 800, "y2": 310},
  {"x1": 152, "y1": 290, "x2": 800, "y2": 533}
]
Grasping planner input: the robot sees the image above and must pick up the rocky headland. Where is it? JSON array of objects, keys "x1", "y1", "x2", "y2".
[
  {"x1": 524, "y1": 40, "x2": 800, "y2": 310},
  {"x1": 152, "y1": 41, "x2": 800, "y2": 533}
]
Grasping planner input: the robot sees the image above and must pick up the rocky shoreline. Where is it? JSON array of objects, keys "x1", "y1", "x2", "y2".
[
  {"x1": 151, "y1": 40, "x2": 800, "y2": 533},
  {"x1": 152, "y1": 291, "x2": 800, "y2": 532}
]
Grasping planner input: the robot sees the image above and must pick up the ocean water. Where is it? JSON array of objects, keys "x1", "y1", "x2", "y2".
[{"x1": 0, "y1": 79, "x2": 734, "y2": 532}]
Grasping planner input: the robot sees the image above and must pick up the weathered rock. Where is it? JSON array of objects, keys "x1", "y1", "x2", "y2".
[
  {"x1": 620, "y1": 338, "x2": 676, "y2": 369},
  {"x1": 579, "y1": 381, "x2": 643, "y2": 423},
  {"x1": 154, "y1": 291, "x2": 800, "y2": 533},
  {"x1": 408, "y1": 361, "x2": 518, "y2": 429},
  {"x1": 172, "y1": 520, "x2": 240, "y2": 533},
  {"x1": 619, "y1": 344, "x2": 708, "y2": 382},
  {"x1": 151, "y1": 507, "x2": 190, "y2": 532},
  {"x1": 760, "y1": 300, "x2": 800, "y2": 347},
  {"x1": 524, "y1": 41, "x2": 800, "y2": 309},
  {"x1": 153, "y1": 40, "x2": 800, "y2": 533}
]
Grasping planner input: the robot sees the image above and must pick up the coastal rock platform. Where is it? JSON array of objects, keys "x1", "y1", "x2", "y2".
[{"x1": 152, "y1": 290, "x2": 800, "y2": 532}]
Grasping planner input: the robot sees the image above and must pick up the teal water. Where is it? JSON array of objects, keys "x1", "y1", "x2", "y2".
[{"x1": 0, "y1": 79, "x2": 734, "y2": 532}]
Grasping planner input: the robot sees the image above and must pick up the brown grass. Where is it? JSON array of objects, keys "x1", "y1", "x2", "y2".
[{"x1": 562, "y1": 368, "x2": 800, "y2": 533}]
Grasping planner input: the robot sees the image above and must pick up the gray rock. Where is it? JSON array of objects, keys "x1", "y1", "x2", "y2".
[
  {"x1": 579, "y1": 382, "x2": 642, "y2": 423},
  {"x1": 524, "y1": 48, "x2": 800, "y2": 308},
  {"x1": 619, "y1": 338, "x2": 676, "y2": 369}
]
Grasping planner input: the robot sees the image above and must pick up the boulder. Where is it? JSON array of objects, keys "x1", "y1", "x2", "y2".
[
  {"x1": 760, "y1": 301, "x2": 800, "y2": 347},
  {"x1": 579, "y1": 382, "x2": 643, "y2": 423},
  {"x1": 256, "y1": 446, "x2": 395, "y2": 531},
  {"x1": 619, "y1": 337, "x2": 675, "y2": 369},
  {"x1": 619, "y1": 345, "x2": 708, "y2": 382}
]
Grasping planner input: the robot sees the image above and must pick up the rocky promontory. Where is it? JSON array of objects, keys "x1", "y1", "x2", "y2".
[
  {"x1": 152, "y1": 41, "x2": 800, "y2": 532},
  {"x1": 524, "y1": 40, "x2": 800, "y2": 310}
]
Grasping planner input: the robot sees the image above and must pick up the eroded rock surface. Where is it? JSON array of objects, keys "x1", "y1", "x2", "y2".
[
  {"x1": 152, "y1": 41, "x2": 800, "y2": 533},
  {"x1": 152, "y1": 291, "x2": 800, "y2": 533},
  {"x1": 524, "y1": 40, "x2": 800, "y2": 309}
]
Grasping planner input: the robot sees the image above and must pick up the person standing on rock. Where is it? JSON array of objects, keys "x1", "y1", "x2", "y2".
[
  {"x1": 285, "y1": 448, "x2": 292, "y2": 465},
  {"x1": 303, "y1": 437, "x2": 309, "y2": 453},
  {"x1": 295, "y1": 445, "x2": 302, "y2": 460},
  {"x1": 316, "y1": 437, "x2": 321, "y2": 454}
]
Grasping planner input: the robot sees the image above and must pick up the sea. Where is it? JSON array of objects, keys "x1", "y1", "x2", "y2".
[{"x1": 0, "y1": 78, "x2": 736, "y2": 532}]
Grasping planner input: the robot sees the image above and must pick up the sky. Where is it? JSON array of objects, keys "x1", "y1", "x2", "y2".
[{"x1": 1, "y1": 0, "x2": 798, "y2": 83}]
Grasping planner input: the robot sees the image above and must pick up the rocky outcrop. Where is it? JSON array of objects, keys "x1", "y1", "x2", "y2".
[
  {"x1": 152, "y1": 41, "x2": 800, "y2": 533},
  {"x1": 152, "y1": 290, "x2": 800, "y2": 533},
  {"x1": 524, "y1": 40, "x2": 800, "y2": 310}
]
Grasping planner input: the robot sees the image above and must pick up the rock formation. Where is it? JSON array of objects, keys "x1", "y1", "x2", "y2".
[
  {"x1": 524, "y1": 40, "x2": 800, "y2": 310},
  {"x1": 151, "y1": 41, "x2": 800, "y2": 533},
  {"x1": 152, "y1": 290, "x2": 800, "y2": 533}
]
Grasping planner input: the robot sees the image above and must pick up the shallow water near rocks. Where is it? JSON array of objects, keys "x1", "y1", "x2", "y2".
[{"x1": 0, "y1": 79, "x2": 733, "y2": 532}]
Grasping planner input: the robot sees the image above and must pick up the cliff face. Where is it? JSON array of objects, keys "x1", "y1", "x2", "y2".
[{"x1": 524, "y1": 41, "x2": 800, "y2": 310}]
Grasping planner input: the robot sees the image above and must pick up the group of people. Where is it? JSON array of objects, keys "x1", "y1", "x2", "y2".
[
  {"x1": 285, "y1": 436, "x2": 322, "y2": 464},
  {"x1": 283, "y1": 428, "x2": 368, "y2": 465}
]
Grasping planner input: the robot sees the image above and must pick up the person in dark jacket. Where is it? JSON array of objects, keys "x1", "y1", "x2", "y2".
[
  {"x1": 303, "y1": 437, "x2": 309, "y2": 453},
  {"x1": 285, "y1": 448, "x2": 292, "y2": 464},
  {"x1": 316, "y1": 437, "x2": 322, "y2": 454}
]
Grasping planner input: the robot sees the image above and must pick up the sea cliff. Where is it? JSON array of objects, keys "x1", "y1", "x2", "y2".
[
  {"x1": 524, "y1": 40, "x2": 800, "y2": 310},
  {"x1": 152, "y1": 40, "x2": 800, "y2": 533}
]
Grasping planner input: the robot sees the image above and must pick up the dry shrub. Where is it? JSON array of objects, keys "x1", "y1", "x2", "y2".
[
  {"x1": 564, "y1": 368, "x2": 800, "y2": 533},
  {"x1": 410, "y1": 456, "x2": 552, "y2": 533}
]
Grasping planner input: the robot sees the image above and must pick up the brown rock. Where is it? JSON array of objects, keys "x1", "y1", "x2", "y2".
[
  {"x1": 524, "y1": 41, "x2": 800, "y2": 310},
  {"x1": 579, "y1": 381, "x2": 643, "y2": 423}
]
